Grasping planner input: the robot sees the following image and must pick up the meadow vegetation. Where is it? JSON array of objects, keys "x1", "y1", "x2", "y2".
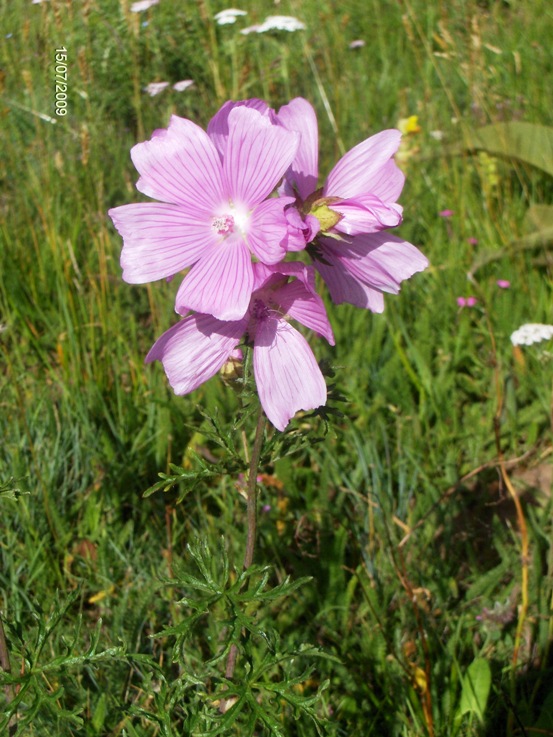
[{"x1": 1, "y1": 0, "x2": 553, "y2": 734}]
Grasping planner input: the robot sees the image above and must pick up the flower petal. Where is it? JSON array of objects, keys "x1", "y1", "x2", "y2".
[
  {"x1": 146, "y1": 313, "x2": 246, "y2": 394},
  {"x1": 253, "y1": 317, "x2": 326, "y2": 430},
  {"x1": 131, "y1": 115, "x2": 225, "y2": 214},
  {"x1": 273, "y1": 280, "x2": 335, "y2": 345},
  {"x1": 315, "y1": 232, "x2": 428, "y2": 311},
  {"x1": 331, "y1": 194, "x2": 403, "y2": 236},
  {"x1": 109, "y1": 203, "x2": 217, "y2": 283},
  {"x1": 252, "y1": 260, "x2": 317, "y2": 294},
  {"x1": 248, "y1": 197, "x2": 294, "y2": 264},
  {"x1": 284, "y1": 208, "x2": 320, "y2": 251},
  {"x1": 175, "y1": 234, "x2": 254, "y2": 320},
  {"x1": 277, "y1": 97, "x2": 319, "y2": 201},
  {"x1": 224, "y1": 107, "x2": 299, "y2": 206},
  {"x1": 365, "y1": 159, "x2": 405, "y2": 203},
  {"x1": 331, "y1": 232, "x2": 429, "y2": 292},
  {"x1": 324, "y1": 129, "x2": 402, "y2": 199},
  {"x1": 207, "y1": 98, "x2": 271, "y2": 156},
  {"x1": 314, "y1": 251, "x2": 386, "y2": 311}
]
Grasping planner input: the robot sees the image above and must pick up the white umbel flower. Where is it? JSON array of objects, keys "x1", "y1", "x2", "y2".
[
  {"x1": 144, "y1": 81, "x2": 169, "y2": 96},
  {"x1": 510, "y1": 323, "x2": 553, "y2": 346},
  {"x1": 215, "y1": 8, "x2": 247, "y2": 25},
  {"x1": 241, "y1": 15, "x2": 306, "y2": 34},
  {"x1": 130, "y1": 0, "x2": 159, "y2": 12}
]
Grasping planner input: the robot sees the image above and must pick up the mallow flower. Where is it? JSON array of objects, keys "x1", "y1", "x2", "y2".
[
  {"x1": 146, "y1": 262, "x2": 334, "y2": 431},
  {"x1": 276, "y1": 97, "x2": 429, "y2": 311},
  {"x1": 108, "y1": 106, "x2": 299, "y2": 321}
]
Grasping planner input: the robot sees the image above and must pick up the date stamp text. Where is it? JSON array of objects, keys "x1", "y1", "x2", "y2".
[{"x1": 55, "y1": 47, "x2": 68, "y2": 117}]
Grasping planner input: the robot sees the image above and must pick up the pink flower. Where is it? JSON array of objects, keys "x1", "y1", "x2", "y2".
[
  {"x1": 496, "y1": 279, "x2": 510, "y2": 289},
  {"x1": 278, "y1": 98, "x2": 404, "y2": 236},
  {"x1": 108, "y1": 106, "x2": 299, "y2": 321},
  {"x1": 439, "y1": 209, "x2": 454, "y2": 218},
  {"x1": 146, "y1": 262, "x2": 334, "y2": 431},
  {"x1": 275, "y1": 97, "x2": 428, "y2": 310},
  {"x1": 457, "y1": 296, "x2": 477, "y2": 307},
  {"x1": 467, "y1": 237, "x2": 478, "y2": 245}
]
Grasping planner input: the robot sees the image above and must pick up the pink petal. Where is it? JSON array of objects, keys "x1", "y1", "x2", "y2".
[
  {"x1": 314, "y1": 252, "x2": 386, "y2": 311},
  {"x1": 285, "y1": 209, "x2": 320, "y2": 251},
  {"x1": 320, "y1": 232, "x2": 429, "y2": 294},
  {"x1": 324, "y1": 129, "x2": 402, "y2": 199},
  {"x1": 277, "y1": 97, "x2": 319, "y2": 201},
  {"x1": 253, "y1": 317, "x2": 326, "y2": 431},
  {"x1": 223, "y1": 107, "x2": 299, "y2": 207},
  {"x1": 331, "y1": 195, "x2": 403, "y2": 236},
  {"x1": 131, "y1": 115, "x2": 225, "y2": 214},
  {"x1": 273, "y1": 280, "x2": 335, "y2": 345},
  {"x1": 175, "y1": 234, "x2": 254, "y2": 320},
  {"x1": 248, "y1": 197, "x2": 294, "y2": 264},
  {"x1": 146, "y1": 313, "x2": 246, "y2": 394},
  {"x1": 109, "y1": 203, "x2": 217, "y2": 283},
  {"x1": 362, "y1": 159, "x2": 405, "y2": 203},
  {"x1": 207, "y1": 98, "x2": 271, "y2": 156},
  {"x1": 252, "y1": 260, "x2": 317, "y2": 294}
]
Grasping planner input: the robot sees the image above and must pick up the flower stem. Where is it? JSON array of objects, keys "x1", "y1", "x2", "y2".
[
  {"x1": 220, "y1": 405, "x2": 265, "y2": 712},
  {"x1": 242, "y1": 406, "x2": 265, "y2": 571}
]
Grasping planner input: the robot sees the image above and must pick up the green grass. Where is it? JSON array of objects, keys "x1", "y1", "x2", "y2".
[{"x1": 2, "y1": 0, "x2": 553, "y2": 734}]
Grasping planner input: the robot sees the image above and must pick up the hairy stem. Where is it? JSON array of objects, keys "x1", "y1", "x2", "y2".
[
  {"x1": 242, "y1": 407, "x2": 265, "y2": 571},
  {"x1": 220, "y1": 406, "x2": 266, "y2": 712}
]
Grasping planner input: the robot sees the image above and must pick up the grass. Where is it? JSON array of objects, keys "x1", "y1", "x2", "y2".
[{"x1": 1, "y1": 0, "x2": 553, "y2": 734}]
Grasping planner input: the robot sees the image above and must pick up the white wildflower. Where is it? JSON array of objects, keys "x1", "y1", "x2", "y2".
[
  {"x1": 510, "y1": 323, "x2": 553, "y2": 346},
  {"x1": 241, "y1": 15, "x2": 305, "y2": 34},
  {"x1": 214, "y1": 8, "x2": 247, "y2": 25},
  {"x1": 144, "y1": 81, "x2": 169, "y2": 96},
  {"x1": 130, "y1": 0, "x2": 159, "y2": 12},
  {"x1": 173, "y1": 80, "x2": 194, "y2": 92}
]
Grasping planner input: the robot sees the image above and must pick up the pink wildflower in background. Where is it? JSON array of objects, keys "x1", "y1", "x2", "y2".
[
  {"x1": 496, "y1": 279, "x2": 510, "y2": 289},
  {"x1": 109, "y1": 107, "x2": 299, "y2": 321},
  {"x1": 439, "y1": 209, "x2": 454, "y2": 218},
  {"x1": 146, "y1": 262, "x2": 333, "y2": 430},
  {"x1": 457, "y1": 296, "x2": 477, "y2": 308}
]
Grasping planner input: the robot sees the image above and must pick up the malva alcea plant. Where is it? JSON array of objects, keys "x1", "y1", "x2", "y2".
[{"x1": 109, "y1": 97, "x2": 429, "y2": 429}]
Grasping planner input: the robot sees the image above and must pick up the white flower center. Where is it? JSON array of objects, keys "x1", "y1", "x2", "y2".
[
  {"x1": 212, "y1": 204, "x2": 250, "y2": 238},
  {"x1": 212, "y1": 214, "x2": 235, "y2": 235}
]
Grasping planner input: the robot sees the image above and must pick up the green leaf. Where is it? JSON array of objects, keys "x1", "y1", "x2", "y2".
[
  {"x1": 91, "y1": 692, "x2": 108, "y2": 733},
  {"x1": 458, "y1": 658, "x2": 491, "y2": 721},
  {"x1": 462, "y1": 122, "x2": 553, "y2": 177}
]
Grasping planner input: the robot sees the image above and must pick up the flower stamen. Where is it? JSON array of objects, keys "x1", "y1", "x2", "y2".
[{"x1": 212, "y1": 214, "x2": 235, "y2": 235}]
